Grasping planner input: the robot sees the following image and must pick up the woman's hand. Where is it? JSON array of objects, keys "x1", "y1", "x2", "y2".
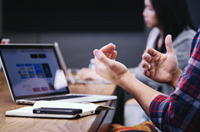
[{"x1": 78, "y1": 68, "x2": 103, "y2": 81}]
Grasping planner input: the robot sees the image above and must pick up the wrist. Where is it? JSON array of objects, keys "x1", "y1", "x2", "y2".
[
  {"x1": 170, "y1": 68, "x2": 182, "y2": 88},
  {"x1": 116, "y1": 71, "x2": 134, "y2": 90}
]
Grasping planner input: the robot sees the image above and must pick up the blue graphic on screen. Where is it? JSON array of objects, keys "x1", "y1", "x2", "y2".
[
  {"x1": 16, "y1": 63, "x2": 52, "y2": 79},
  {"x1": 34, "y1": 64, "x2": 45, "y2": 78},
  {"x1": 25, "y1": 64, "x2": 36, "y2": 78},
  {"x1": 16, "y1": 64, "x2": 28, "y2": 79}
]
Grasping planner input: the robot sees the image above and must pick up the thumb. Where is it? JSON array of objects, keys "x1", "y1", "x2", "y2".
[
  {"x1": 93, "y1": 49, "x2": 111, "y2": 67},
  {"x1": 165, "y1": 35, "x2": 175, "y2": 54}
]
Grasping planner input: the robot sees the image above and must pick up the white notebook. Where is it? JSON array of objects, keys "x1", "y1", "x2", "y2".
[{"x1": 5, "y1": 101, "x2": 114, "y2": 119}]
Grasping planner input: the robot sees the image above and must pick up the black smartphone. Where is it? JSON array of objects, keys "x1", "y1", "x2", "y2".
[{"x1": 33, "y1": 107, "x2": 82, "y2": 115}]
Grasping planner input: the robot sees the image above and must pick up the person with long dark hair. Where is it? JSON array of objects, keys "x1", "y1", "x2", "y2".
[{"x1": 128, "y1": 0, "x2": 195, "y2": 94}]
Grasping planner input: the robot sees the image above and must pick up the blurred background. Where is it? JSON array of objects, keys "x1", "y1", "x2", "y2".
[{"x1": 0, "y1": 0, "x2": 199, "y2": 69}]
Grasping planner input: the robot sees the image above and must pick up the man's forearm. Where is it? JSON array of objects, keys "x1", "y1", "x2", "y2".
[{"x1": 117, "y1": 72, "x2": 162, "y2": 116}]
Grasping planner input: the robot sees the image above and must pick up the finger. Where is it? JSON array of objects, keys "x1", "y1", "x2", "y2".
[
  {"x1": 94, "y1": 49, "x2": 111, "y2": 68},
  {"x1": 93, "y1": 49, "x2": 100, "y2": 63},
  {"x1": 141, "y1": 60, "x2": 150, "y2": 70},
  {"x1": 106, "y1": 51, "x2": 117, "y2": 60},
  {"x1": 100, "y1": 43, "x2": 116, "y2": 54},
  {"x1": 143, "y1": 68, "x2": 150, "y2": 77},
  {"x1": 100, "y1": 44, "x2": 117, "y2": 60},
  {"x1": 105, "y1": 52, "x2": 110, "y2": 58},
  {"x1": 93, "y1": 49, "x2": 99, "y2": 55},
  {"x1": 146, "y1": 47, "x2": 161, "y2": 58},
  {"x1": 142, "y1": 53, "x2": 153, "y2": 63},
  {"x1": 146, "y1": 47, "x2": 163, "y2": 62},
  {"x1": 141, "y1": 60, "x2": 152, "y2": 78},
  {"x1": 111, "y1": 51, "x2": 117, "y2": 60},
  {"x1": 93, "y1": 49, "x2": 100, "y2": 62},
  {"x1": 107, "y1": 53, "x2": 113, "y2": 59},
  {"x1": 165, "y1": 35, "x2": 175, "y2": 54}
]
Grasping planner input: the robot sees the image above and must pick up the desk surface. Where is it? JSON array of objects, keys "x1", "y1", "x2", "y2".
[{"x1": 0, "y1": 71, "x2": 117, "y2": 132}]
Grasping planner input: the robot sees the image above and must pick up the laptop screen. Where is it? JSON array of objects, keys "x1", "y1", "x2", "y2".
[{"x1": 0, "y1": 44, "x2": 69, "y2": 100}]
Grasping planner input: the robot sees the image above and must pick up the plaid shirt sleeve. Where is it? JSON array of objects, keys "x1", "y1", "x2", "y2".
[{"x1": 149, "y1": 26, "x2": 200, "y2": 132}]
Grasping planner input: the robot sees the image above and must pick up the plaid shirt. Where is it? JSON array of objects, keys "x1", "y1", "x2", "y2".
[{"x1": 149, "y1": 26, "x2": 200, "y2": 132}]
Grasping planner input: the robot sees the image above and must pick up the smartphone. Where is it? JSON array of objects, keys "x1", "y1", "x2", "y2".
[{"x1": 33, "y1": 107, "x2": 82, "y2": 115}]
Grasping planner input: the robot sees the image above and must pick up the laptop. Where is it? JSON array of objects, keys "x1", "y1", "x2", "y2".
[{"x1": 0, "y1": 43, "x2": 117, "y2": 104}]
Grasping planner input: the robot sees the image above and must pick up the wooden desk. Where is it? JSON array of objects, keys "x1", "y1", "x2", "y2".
[{"x1": 0, "y1": 71, "x2": 117, "y2": 132}]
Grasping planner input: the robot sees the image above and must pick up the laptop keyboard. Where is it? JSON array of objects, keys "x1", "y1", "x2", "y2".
[{"x1": 30, "y1": 95, "x2": 86, "y2": 101}]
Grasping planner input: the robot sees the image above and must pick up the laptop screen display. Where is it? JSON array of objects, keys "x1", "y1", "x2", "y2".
[{"x1": 0, "y1": 45, "x2": 69, "y2": 99}]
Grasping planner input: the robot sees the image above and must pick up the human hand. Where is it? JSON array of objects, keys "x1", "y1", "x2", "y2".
[
  {"x1": 93, "y1": 43, "x2": 129, "y2": 85},
  {"x1": 78, "y1": 68, "x2": 104, "y2": 80},
  {"x1": 142, "y1": 35, "x2": 181, "y2": 87}
]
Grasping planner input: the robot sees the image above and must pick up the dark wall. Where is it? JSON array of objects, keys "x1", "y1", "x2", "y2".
[
  {"x1": 2, "y1": 0, "x2": 144, "y2": 32},
  {"x1": 186, "y1": 0, "x2": 200, "y2": 30},
  {"x1": 0, "y1": 0, "x2": 200, "y2": 69}
]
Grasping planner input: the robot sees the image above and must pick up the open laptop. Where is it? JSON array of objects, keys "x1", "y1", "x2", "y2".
[{"x1": 0, "y1": 43, "x2": 117, "y2": 104}]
